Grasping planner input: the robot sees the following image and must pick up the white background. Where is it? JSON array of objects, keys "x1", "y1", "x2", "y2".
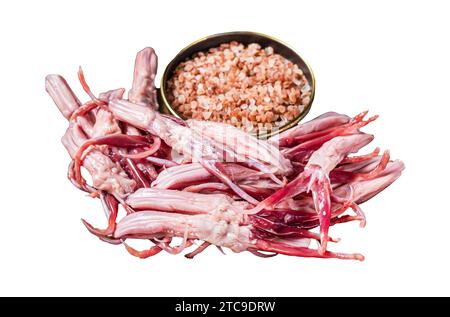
[{"x1": 0, "y1": 0, "x2": 449, "y2": 296}]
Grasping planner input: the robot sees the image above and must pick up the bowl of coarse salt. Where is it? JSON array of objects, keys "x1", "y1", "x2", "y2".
[{"x1": 158, "y1": 31, "x2": 315, "y2": 139}]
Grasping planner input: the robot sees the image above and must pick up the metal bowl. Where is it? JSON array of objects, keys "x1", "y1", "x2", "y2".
[{"x1": 158, "y1": 31, "x2": 316, "y2": 139}]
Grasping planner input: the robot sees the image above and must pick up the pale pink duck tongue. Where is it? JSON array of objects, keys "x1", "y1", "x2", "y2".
[
  {"x1": 270, "y1": 111, "x2": 351, "y2": 147},
  {"x1": 45, "y1": 74, "x2": 82, "y2": 119},
  {"x1": 129, "y1": 47, "x2": 158, "y2": 108},
  {"x1": 126, "y1": 188, "x2": 237, "y2": 215},
  {"x1": 282, "y1": 111, "x2": 378, "y2": 161}
]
